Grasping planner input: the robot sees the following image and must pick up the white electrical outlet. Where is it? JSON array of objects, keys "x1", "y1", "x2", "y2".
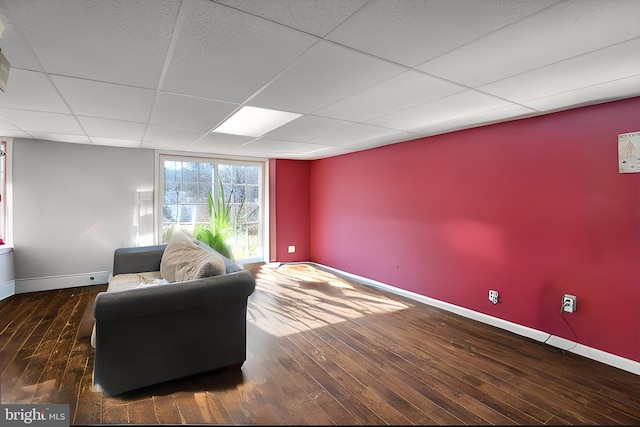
[
  {"x1": 288, "y1": 245, "x2": 296, "y2": 253},
  {"x1": 488, "y1": 290, "x2": 499, "y2": 304},
  {"x1": 562, "y1": 294, "x2": 577, "y2": 313}
]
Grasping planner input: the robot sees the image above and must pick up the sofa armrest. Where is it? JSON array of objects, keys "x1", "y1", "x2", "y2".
[
  {"x1": 112, "y1": 244, "x2": 167, "y2": 275},
  {"x1": 93, "y1": 270, "x2": 255, "y2": 321}
]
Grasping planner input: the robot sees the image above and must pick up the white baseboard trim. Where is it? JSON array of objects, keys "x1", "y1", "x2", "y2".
[
  {"x1": 15, "y1": 271, "x2": 110, "y2": 294},
  {"x1": 0, "y1": 280, "x2": 15, "y2": 301},
  {"x1": 308, "y1": 262, "x2": 640, "y2": 377}
]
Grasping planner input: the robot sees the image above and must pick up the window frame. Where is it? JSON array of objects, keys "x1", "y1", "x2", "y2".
[
  {"x1": 0, "y1": 138, "x2": 12, "y2": 247},
  {"x1": 155, "y1": 152, "x2": 268, "y2": 264}
]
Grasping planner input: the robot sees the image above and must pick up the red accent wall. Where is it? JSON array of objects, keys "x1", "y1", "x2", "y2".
[
  {"x1": 307, "y1": 97, "x2": 640, "y2": 363},
  {"x1": 269, "y1": 159, "x2": 310, "y2": 262}
]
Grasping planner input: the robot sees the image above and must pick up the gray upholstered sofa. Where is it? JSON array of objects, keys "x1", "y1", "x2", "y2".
[{"x1": 92, "y1": 233, "x2": 256, "y2": 396}]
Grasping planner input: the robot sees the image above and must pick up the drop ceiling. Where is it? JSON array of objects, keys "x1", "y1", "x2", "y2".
[{"x1": 0, "y1": 0, "x2": 638, "y2": 160}]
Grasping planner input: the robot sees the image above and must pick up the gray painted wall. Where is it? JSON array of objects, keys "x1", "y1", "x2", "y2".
[{"x1": 12, "y1": 139, "x2": 155, "y2": 282}]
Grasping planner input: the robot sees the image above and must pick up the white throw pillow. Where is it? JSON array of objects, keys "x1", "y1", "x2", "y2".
[
  {"x1": 161, "y1": 229, "x2": 226, "y2": 282},
  {"x1": 175, "y1": 252, "x2": 226, "y2": 282},
  {"x1": 160, "y1": 228, "x2": 192, "y2": 282}
]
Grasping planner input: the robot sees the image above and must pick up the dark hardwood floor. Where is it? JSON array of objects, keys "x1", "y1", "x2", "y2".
[{"x1": 1, "y1": 262, "x2": 639, "y2": 425}]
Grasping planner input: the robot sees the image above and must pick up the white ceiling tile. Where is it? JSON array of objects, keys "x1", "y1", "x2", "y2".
[
  {"x1": 0, "y1": 69, "x2": 69, "y2": 113},
  {"x1": 187, "y1": 132, "x2": 256, "y2": 152},
  {"x1": 77, "y1": 117, "x2": 145, "y2": 140},
  {"x1": 150, "y1": 93, "x2": 238, "y2": 131},
  {"x1": 0, "y1": 130, "x2": 32, "y2": 139},
  {"x1": 161, "y1": 0, "x2": 318, "y2": 102},
  {"x1": 89, "y1": 137, "x2": 141, "y2": 148},
  {"x1": 326, "y1": 0, "x2": 559, "y2": 66},
  {"x1": 315, "y1": 70, "x2": 467, "y2": 122},
  {"x1": 140, "y1": 141, "x2": 190, "y2": 151},
  {"x1": 310, "y1": 123, "x2": 405, "y2": 148},
  {"x1": 308, "y1": 147, "x2": 352, "y2": 160},
  {"x1": 264, "y1": 114, "x2": 351, "y2": 142},
  {"x1": 186, "y1": 143, "x2": 260, "y2": 157},
  {"x1": 185, "y1": 145, "x2": 237, "y2": 156},
  {"x1": 0, "y1": 109, "x2": 83, "y2": 134},
  {"x1": 0, "y1": 18, "x2": 43, "y2": 71},
  {"x1": 479, "y1": 38, "x2": 640, "y2": 103},
  {"x1": 143, "y1": 125, "x2": 207, "y2": 146},
  {"x1": 368, "y1": 90, "x2": 511, "y2": 131},
  {"x1": 0, "y1": 118, "x2": 19, "y2": 131},
  {"x1": 213, "y1": 0, "x2": 369, "y2": 37},
  {"x1": 251, "y1": 40, "x2": 405, "y2": 113},
  {"x1": 418, "y1": 0, "x2": 640, "y2": 87},
  {"x1": 51, "y1": 76, "x2": 155, "y2": 122},
  {"x1": 3, "y1": 0, "x2": 180, "y2": 88},
  {"x1": 271, "y1": 141, "x2": 337, "y2": 157},
  {"x1": 237, "y1": 138, "x2": 298, "y2": 154},
  {"x1": 296, "y1": 146, "x2": 352, "y2": 160},
  {"x1": 409, "y1": 104, "x2": 537, "y2": 137},
  {"x1": 26, "y1": 132, "x2": 91, "y2": 144},
  {"x1": 522, "y1": 74, "x2": 640, "y2": 112}
]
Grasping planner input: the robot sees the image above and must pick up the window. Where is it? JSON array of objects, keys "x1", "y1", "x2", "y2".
[
  {"x1": 158, "y1": 154, "x2": 265, "y2": 263},
  {"x1": 0, "y1": 141, "x2": 4, "y2": 242},
  {"x1": 0, "y1": 138, "x2": 10, "y2": 245}
]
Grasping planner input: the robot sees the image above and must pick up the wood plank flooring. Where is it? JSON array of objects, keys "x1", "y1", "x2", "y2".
[{"x1": 1, "y1": 262, "x2": 640, "y2": 425}]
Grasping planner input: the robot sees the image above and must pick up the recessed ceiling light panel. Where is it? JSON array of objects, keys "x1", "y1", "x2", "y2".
[{"x1": 212, "y1": 106, "x2": 301, "y2": 137}]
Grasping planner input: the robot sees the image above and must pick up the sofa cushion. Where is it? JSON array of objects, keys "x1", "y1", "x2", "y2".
[
  {"x1": 161, "y1": 229, "x2": 226, "y2": 282},
  {"x1": 107, "y1": 271, "x2": 168, "y2": 292}
]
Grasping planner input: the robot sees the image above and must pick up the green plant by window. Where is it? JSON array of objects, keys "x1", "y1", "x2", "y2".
[{"x1": 194, "y1": 181, "x2": 245, "y2": 259}]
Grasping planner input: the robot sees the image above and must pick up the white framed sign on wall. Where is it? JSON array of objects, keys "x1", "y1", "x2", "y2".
[{"x1": 618, "y1": 131, "x2": 640, "y2": 173}]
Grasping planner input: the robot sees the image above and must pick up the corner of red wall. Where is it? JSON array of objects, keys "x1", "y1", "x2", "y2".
[{"x1": 269, "y1": 159, "x2": 310, "y2": 263}]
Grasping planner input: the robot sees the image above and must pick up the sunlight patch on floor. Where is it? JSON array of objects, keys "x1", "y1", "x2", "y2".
[{"x1": 247, "y1": 263, "x2": 409, "y2": 338}]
